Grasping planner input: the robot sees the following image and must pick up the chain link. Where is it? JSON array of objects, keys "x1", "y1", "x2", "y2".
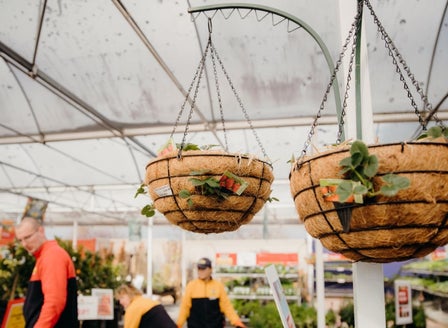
[
  {"x1": 172, "y1": 17, "x2": 270, "y2": 161},
  {"x1": 363, "y1": 0, "x2": 432, "y2": 130},
  {"x1": 210, "y1": 38, "x2": 229, "y2": 151},
  {"x1": 212, "y1": 45, "x2": 270, "y2": 161},
  {"x1": 297, "y1": 0, "x2": 364, "y2": 164},
  {"x1": 172, "y1": 35, "x2": 212, "y2": 158},
  {"x1": 297, "y1": 0, "x2": 444, "y2": 167}
]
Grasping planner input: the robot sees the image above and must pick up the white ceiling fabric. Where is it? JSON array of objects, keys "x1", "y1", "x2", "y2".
[{"x1": 0, "y1": 0, "x2": 447, "y2": 228}]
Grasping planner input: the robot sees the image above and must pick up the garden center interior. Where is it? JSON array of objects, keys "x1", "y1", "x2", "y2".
[{"x1": 1, "y1": 0, "x2": 448, "y2": 327}]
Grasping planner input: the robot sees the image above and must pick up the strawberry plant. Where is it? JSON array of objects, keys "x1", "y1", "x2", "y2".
[
  {"x1": 179, "y1": 170, "x2": 238, "y2": 208},
  {"x1": 320, "y1": 140, "x2": 410, "y2": 204}
]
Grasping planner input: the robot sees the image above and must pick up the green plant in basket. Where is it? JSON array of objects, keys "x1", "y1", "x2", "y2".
[
  {"x1": 179, "y1": 169, "x2": 248, "y2": 208},
  {"x1": 134, "y1": 184, "x2": 156, "y2": 217},
  {"x1": 320, "y1": 140, "x2": 410, "y2": 204}
]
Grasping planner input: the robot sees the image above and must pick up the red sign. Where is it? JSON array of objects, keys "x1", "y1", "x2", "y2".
[
  {"x1": 0, "y1": 220, "x2": 15, "y2": 246},
  {"x1": 215, "y1": 253, "x2": 237, "y2": 266},
  {"x1": 256, "y1": 253, "x2": 298, "y2": 266}
]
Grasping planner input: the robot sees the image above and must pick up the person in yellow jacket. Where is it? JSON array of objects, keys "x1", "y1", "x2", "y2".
[
  {"x1": 115, "y1": 284, "x2": 177, "y2": 328},
  {"x1": 177, "y1": 257, "x2": 246, "y2": 328}
]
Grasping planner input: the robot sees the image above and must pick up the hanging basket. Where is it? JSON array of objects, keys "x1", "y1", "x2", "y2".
[
  {"x1": 290, "y1": 140, "x2": 448, "y2": 263},
  {"x1": 145, "y1": 150, "x2": 274, "y2": 233}
]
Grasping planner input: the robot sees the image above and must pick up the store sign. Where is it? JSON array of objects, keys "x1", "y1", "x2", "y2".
[
  {"x1": 256, "y1": 253, "x2": 298, "y2": 266},
  {"x1": 0, "y1": 219, "x2": 15, "y2": 246},
  {"x1": 1, "y1": 298, "x2": 25, "y2": 328},
  {"x1": 78, "y1": 296, "x2": 99, "y2": 320},
  {"x1": 265, "y1": 265, "x2": 295, "y2": 328},
  {"x1": 78, "y1": 289, "x2": 114, "y2": 321},
  {"x1": 395, "y1": 280, "x2": 413, "y2": 325},
  {"x1": 215, "y1": 253, "x2": 237, "y2": 266}
]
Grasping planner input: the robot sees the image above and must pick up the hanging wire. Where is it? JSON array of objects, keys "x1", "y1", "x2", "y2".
[
  {"x1": 296, "y1": 0, "x2": 364, "y2": 165},
  {"x1": 209, "y1": 19, "x2": 229, "y2": 151},
  {"x1": 170, "y1": 17, "x2": 270, "y2": 162},
  {"x1": 296, "y1": 0, "x2": 446, "y2": 168},
  {"x1": 169, "y1": 33, "x2": 212, "y2": 157}
]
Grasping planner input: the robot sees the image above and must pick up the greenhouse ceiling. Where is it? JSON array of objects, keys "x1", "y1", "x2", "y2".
[{"x1": 0, "y1": 0, "x2": 447, "y2": 228}]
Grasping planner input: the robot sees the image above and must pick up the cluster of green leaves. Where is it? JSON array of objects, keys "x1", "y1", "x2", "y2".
[
  {"x1": 0, "y1": 243, "x2": 34, "y2": 301},
  {"x1": 417, "y1": 125, "x2": 448, "y2": 140},
  {"x1": 134, "y1": 143, "x2": 221, "y2": 217},
  {"x1": 332, "y1": 140, "x2": 410, "y2": 203},
  {"x1": 0, "y1": 238, "x2": 125, "y2": 303},
  {"x1": 56, "y1": 238, "x2": 125, "y2": 295},
  {"x1": 134, "y1": 184, "x2": 156, "y2": 217},
  {"x1": 179, "y1": 170, "x2": 232, "y2": 207},
  {"x1": 232, "y1": 300, "x2": 335, "y2": 328},
  {"x1": 177, "y1": 143, "x2": 219, "y2": 151}
]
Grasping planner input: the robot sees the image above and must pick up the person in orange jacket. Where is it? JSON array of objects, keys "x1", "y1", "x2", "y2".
[
  {"x1": 15, "y1": 217, "x2": 78, "y2": 328},
  {"x1": 115, "y1": 284, "x2": 177, "y2": 328},
  {"x1": 176, "y1": 257, "x2": 246, "y2": 328}
]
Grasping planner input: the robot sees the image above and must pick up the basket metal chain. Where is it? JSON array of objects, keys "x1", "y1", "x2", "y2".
[
  {"x1": 172, "y1": 18, "x2": 270, "y2": 161},
  {"x1": 210, "y1": 32, "x2": 229, "y2": 152},
  {"x1": 210, "y1": 33, "x2": 269, "y2": 160},
  {"x1": 170, "y1": 33, "x2": 211, "y2": 158},
  {"x1": 297, "y1": 0, "x2": 444, "y2": 166},
  {"x1": 364, "y1": 0, "x2": 432, "y2": 129},
  {"x1": 298, "y1": 0, "x2": 364, "y2": 164}
]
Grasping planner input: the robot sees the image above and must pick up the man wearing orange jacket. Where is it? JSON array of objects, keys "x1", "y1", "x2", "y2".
[
  {"x1": 16, "y1": 217, "x2": 78, "y2": 328},
  {"x1": 177, "y1": 257, "x2": 246, "y2": 328}
]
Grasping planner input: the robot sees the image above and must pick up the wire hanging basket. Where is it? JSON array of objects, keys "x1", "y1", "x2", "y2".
[
  {"x1": 144, "y1": 19, "x2": 274, "y2": 234},
  {"x1": 289, "y1": 0, "x2": 448, "y2": 263}
]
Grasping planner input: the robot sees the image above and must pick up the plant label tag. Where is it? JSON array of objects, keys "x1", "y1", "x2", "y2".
[
  {"x1": 157, "y1": 138, "x2": 176, "y2": 157},
  {"x1": 219, "y1": 171, "x2": 248, "y2": 195},
  {"x1": 154, "y1": 185, "x2": 173, "y2": 197}
]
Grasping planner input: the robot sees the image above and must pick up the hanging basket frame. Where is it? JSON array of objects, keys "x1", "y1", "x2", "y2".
[
  {"x1": 142, "y1": 19, "x2": 274, "y2": 233},
  {"x1": 146, "y1": 150, "x2": 273, "y2": 233},
  {"x1": 290, "y1": 140, "x2": 448, "y2": 262}
]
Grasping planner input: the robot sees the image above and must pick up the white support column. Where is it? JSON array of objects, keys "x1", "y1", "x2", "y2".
[
  {"x1": 353, "y1": 263, "x2": 386, "y2": 327},
  {"x1": 315, "y1": 240, "x2": 325, "y2": 328},
  {"x1": 181, "y1": 230, "x2": 187, "y2": 293},
  {"x1": 146, "y1": 218, "x2": 153, "y2": 298},
  {"x1": 338, "y1": 1, "x2": 384, "y2": 327}
]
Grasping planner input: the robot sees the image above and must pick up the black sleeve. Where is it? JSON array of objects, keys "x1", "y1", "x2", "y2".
[{"x1": 139, "y1": 304, "x2": 177, "y2": 328}]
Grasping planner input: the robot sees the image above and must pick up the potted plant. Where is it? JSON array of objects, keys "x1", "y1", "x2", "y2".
[
  {"x1": 318, "y1": 140, "x2": 411, "y2": 232},
  {"x1": 289, "y1": 0, "x2": 448, "y2": 263},
  {"x1": 141, "y1": 140, "x2": 274, "y2": 234},
  {"x1": 290, "y1": 134, "x2": 448, "y2": 263}
]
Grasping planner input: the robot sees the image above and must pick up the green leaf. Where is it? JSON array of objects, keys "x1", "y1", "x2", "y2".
[
  {"x1": 350, "y1": 140, "x2": 369, "y2": 158},
  {"x1": 134, "y1": 184, "x2": 146, "y2": 198},
  {"x1": 364, "y1": 155, "x2": 379, "y2": 178},
  {"x1": 380, "y1": 174, "x2": 410, "y2": 196},
  {"x1": 189, "y1": 178, "x2": 207, "y2": 186},
  {"x1": 339, "y1": 156, "x2": 352, "y2": 168},
  {"x1": 336, "y1": 180, "x2": 355, "y2": 202},
  {"x1": 141, "y1": 204, "x2": 155, "y2": 217},
  {"x1": 179, "y1": 190, "x2": 191, "y2": 198},
  {"x1": 204, "y1": 178, "x2": 220, "y2": 188},
  {"x1": 350, "y1": 151, "x2": 364, "y2": 167},
  {"x1": 177, "y1": 143, "x2": 201, "y2": 151},
  {"x1": 187, "y1": 198, "x2": 194, "y2": 208}
]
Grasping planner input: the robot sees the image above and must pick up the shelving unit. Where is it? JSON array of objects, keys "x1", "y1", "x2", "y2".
[
  {"x1": 214, "y1": 265, "x2": 301, "y2": 303},
  {"x1": 322, "y1": 260, "x2": 354, "y2": 298},
  {"x1": 398, "y1": 259, "x2": 448, "y2": 325}
]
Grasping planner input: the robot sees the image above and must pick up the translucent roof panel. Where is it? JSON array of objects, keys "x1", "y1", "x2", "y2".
[{"x1": 0, "y1": 0, "x2": 447, "y2": 227}]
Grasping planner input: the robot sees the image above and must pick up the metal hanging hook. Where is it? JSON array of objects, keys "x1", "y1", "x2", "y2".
[{"x1": 208, "y1": 17, "x2": 213, "y2": 34}]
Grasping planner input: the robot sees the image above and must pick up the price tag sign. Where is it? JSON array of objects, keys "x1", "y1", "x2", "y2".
[{"x1": 394, "y1": 280, "x2": 413, "y2": 325}]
